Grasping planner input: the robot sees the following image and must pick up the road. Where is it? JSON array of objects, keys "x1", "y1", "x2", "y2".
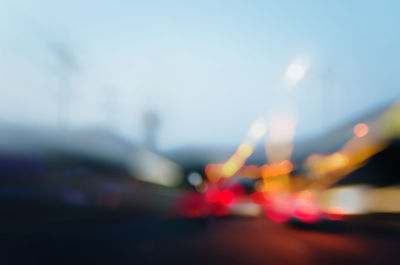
[{"x1": 0, "y1": 212, "x2": 398, "y2": 265}]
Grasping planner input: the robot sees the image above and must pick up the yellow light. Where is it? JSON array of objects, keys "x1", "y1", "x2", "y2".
[
  {"x1": 237, "y1": 143, "x2": 254, "y2": 158},
  {"x1": 330, "y1": 153, "x2": 349, "y2": 168},
  {"x1": 306, "y1": 154, "x2": 323, "y2": 168},
  {"x1": 222, "y1": 159, "x2": 241, "y2": 177}
]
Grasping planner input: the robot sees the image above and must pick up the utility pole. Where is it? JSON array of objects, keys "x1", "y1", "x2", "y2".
[
  {"x1": 30, "y1": 25, "x2": 80, "y2": 133},
  {"x1": 47, "y1": 41, "x2": 79, "y2": 131},
  {"x1": 103, "y1": 85, "x2": 117, "y2": 130},
  {"x1": 143, "y1": 111, "x2": 160, "y2": 151}
]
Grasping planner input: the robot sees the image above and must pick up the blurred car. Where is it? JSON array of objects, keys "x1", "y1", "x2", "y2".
[{"x1": 175, "y1": 177, "x2": 263, "y2": 218}]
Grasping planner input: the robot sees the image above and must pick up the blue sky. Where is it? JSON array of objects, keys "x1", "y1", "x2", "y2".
[{"x1": 1, "y1": 0, "x2": 400, "y2": 150}]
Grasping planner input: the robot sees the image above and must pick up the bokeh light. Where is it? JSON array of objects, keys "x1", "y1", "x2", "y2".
[
  {"x1": 285, "y1": 63, "x2": 306, "y2": 82},
  {"x1": 249, "y1": 121, "x2": 267, "y2": 139},
  {"x1": 353, "y1": 123, "x2": 369, "y2": 138}
]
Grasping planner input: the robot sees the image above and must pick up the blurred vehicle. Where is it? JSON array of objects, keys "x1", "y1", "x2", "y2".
[
  {"x1": 175, "y1": 177, "x2": 263, "y2": 218},
  {"x1": 0, "y1": 125, "x2": 184, "y2": 223}
]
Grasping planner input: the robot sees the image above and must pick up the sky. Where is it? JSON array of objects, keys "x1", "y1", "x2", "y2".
[{"x1": 1, "y1": 0, "x2": 400, "y2": 150}]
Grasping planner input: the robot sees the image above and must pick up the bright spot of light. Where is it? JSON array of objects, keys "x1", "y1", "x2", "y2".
[
  {"x1": 222, "y1": 159, "x2": 241, "y2": 177},
  {"x1": 330, "y1": 153, "x2": 349, "y2": 168},
  {"x1": 285, "y1": 63, "x2": 306, "y2": 82},
  {"x1": 265, "y1": 113, "x2": 297, "y2": 163},
  {"x1": 219, "y1": 190, "x2": 234, "y2": 205},
  {"x1": 237, "y1": 143, "x2": 253, "y2": 159},
  {"x1": 353, "y1": 123, "x2": 369, "y2": 138},
  {"x1": 250, "y1": 121, "x2": 267, "y2": 139},
  {"x1": 324, "y1": 185, "x2": 370, "y2": 214},
  {"x1": 187, "y1": 172, "x2": 203, "y2": 186}
]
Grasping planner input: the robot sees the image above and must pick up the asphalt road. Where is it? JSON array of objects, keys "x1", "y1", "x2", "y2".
[{"x1": 0, "y1": 213, "x2": 398, "y2": 265}]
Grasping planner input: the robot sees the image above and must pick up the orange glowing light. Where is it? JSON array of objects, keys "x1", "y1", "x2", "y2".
[
  {"x1": 205, "y1": 163, "x2": 224, "y2": 182},
  {"x1": 261, "y1": 165, "x2": 271, "y2": 178},
  {"x1": 237, "y1": 165, "x2": 260, "y2": 178},
  {"x1": 280, "y1": 160, "x2": 293, "y2": 172},
  {"x1": 298, "y1": 190, "x2": 312, "y2": 201},
  {"x1": 330, "y1": 153, "x2": 349, "y2": 168},
  {"x1": 261, "y1": 160, "x2": 293, "y2": 178},
  {"x1": 353, "y1": 123, "x2": 369, "y2": 138}
]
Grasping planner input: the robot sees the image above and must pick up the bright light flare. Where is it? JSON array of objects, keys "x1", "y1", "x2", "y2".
[
  {"x1": 282, "y1": 55, "x2": 311, "y2": 86},
  {"x1": 286, "y1": 63, "x2": 306, "y2": 82},
  {"x1": 265, "y1": 113, "x2": 296, "y2": 163},
  {"x1": 219, "y1": 190, "x2": 234, "y2": 205},
  {"x1": 322, "y1": 185, "x2": 370, "y2": 214},
  {"x1": 205, "y1": 187, "x2": 234, "y2": 206},
  {"x1": 205, "y1": 119, "x2": 267, "y2": 182},
  {"x1": 249, "y1": 121, "x2": 267, "y2": 139},
  {"x1": 261, "y1": 160, "x2": 293, "y2": 178}
]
